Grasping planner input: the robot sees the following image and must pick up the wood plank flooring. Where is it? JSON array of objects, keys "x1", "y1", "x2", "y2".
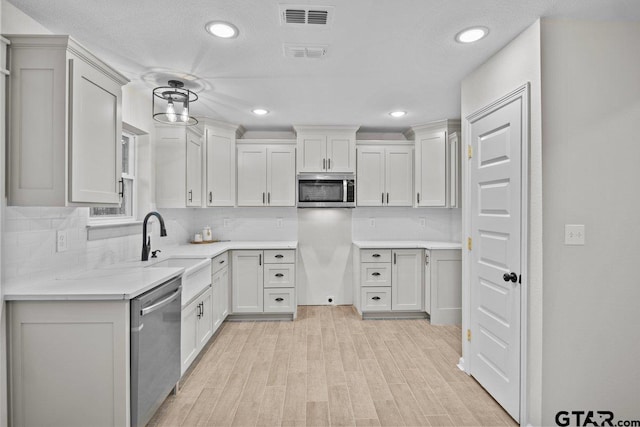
[{"x1": 148, "y1": 306, "x2": 518, "y2": 427}]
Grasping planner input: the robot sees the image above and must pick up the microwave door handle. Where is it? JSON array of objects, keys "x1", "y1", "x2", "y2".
[{"x1": 343, "y1": 180, "x2": 347, "y2": 202}]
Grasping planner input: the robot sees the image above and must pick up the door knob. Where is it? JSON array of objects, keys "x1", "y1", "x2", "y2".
[{"x1": 503, "y1": 272, "x2": 518, "y2": 283}]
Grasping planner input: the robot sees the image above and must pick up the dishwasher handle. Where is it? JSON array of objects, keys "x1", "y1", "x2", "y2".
[{"x1": 140, "y1": 286, "x2": 182, "y2": 317}]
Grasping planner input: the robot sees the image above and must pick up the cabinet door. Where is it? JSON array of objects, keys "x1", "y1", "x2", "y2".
[
  {"x1": 429, "y1": 249, "x2": 462, "y2": 325},
  {"x1": 232, "y1": 251, "x2": 264, "y2": 313},
  {"x1": 206, "y1": 131, "x2": 235, "y2": 206},
  {"x1": 211, "y1": 270, "x2": 224, "y2": 331},
  {"x1": 356, "y1": 147, "x2": 385, "y2": 206},
  {"x1": 237, "y1": 145, "x2": 267, "y2": 206},
  {"x1": 220, "y1": 267, "x2": 230, "y2": 319},
  {"x1": 197, "y1": 287, "x2": 214, "y2": 347},
  {"x1": 448, "y1": 132, "x2": 460, "y2": 208},
  {"x1": 391, "y1": 249, "x2": 423, "y2": 311},
  {"x1": 69, "y1": 55, "x2": 122, "y2": 204},
  {"x1": 297, "y1": 134, "x2": 326, "y2": 173},
  {"x1": 186, "y1": 129, "x2": 203, "y2": 207},
  {"x1": 424, "y1": 250, "x2": 432, "y2": 315},
  {"x1": 266, "y1": 145, "x2": 296, "y2": 206},
  {"x1": 156, "y1": 127, "x2": 187, "y2": 208},
  {"x1": 416, "y1": 132, "x2": 446, "y2": 207},
  {"x1": 326, "y1": 135, "x2": 355, "y2": 172},
  {"x1": 181, "y1": 298, "x2": 199, "y2": 375},
  {"x1": 385, "y1": 147, "x2": 413, "y2": 206}
]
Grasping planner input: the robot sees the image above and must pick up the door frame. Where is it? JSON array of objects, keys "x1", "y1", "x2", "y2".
[{"x1": 461, "y1": 83, "x2": 530, "y2": 424}]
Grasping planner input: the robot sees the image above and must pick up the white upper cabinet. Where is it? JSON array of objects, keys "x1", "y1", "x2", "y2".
[
  {"x1": 295, "y1": 126, "x2": 358, "y2": 173},
  {"x1": 204, "y1": 120, "x2": 239, "y2": 207},
  {"x1": 6, "y1": 35, "x2": 129, "y2": 206},
  {"x1": 357, "y1": 144, "x2": 413, "y2": 207},
  {"x1": 237, "y1": 142, "x2": 295, "y2": 207},
  {"x1": 407, "y1": 120, "x2": 461, "y2": 208},
  {"x1": 156, "y1": 125, "x2": 204, "y2": 208}
]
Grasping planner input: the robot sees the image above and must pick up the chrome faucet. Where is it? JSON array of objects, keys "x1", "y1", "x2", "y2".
[{"x1": 141, "y1": 211, "x2": 167, "y2": 261}]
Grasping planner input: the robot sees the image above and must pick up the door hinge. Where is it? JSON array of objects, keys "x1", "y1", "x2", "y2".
[
  {"x1": 468, "y1": 145, "x2": 473, "y2": 159},
  {"x1": 467, "y1": 329, "x2": 472, "y2": 341},
  {"x1": 467, "y1": 237, "x2": 472, "y2": 251}
]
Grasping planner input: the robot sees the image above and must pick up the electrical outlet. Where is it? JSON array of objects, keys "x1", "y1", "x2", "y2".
[
  {"x1": 565, "y1": 224, "x2": 585, "y2": 245},
  {"x1": 419, "y1": 217, "x2": 426, "y2": 228},
  {"x1": 223, "y1": 218, "x2": 230, "y2": 228},
  {"x1": 369, "y1": 218, "x2": 375, "y2": 228},
  {"x1": 276, "y1": 218, "x2": 283, "y2": 229},
  {"x1": 56, "y1": 230, "x2": 68, "y2": 252}
]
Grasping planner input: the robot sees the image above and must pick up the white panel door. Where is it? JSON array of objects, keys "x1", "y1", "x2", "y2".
[
  {"x1": 391, "y1": 249, "x2": 423, "y2": 311},
  {"x1": 449, "y1": 132, "x2": 460, "y2": 208},
  {"x1": 211, "y1": 271, "x2": 223, "y2": 331},
  {"x1": 237, "y1": 145, "x2": 267, "y2": 206},
  {"x1": 69, "y1": 55, "x2": 122, "y2": 204},
  {"x1": 469, "y1": 96, "x2": 522, "y2": 421},
  {"x1": 231, "y1": 251, "x2": 264, "y2": 313},
  {"x1": 385, "y1": 147, "x2": 413, "y2": 206},
  {"x1": 186, "y1": 129, "x2": 202, "y2": 207},
  {"x1": 326, "y1": 135, "x2": 355, "y2": 172},
  {"x1": 220, "y1": 267, "x2": 230, "y2": 319},
  {"x1": 197, "y1": 287, "x2": 213, "y2": 348},
  {"x1": 180, "y1": 298, "x2": 199, "y2": 374},
  {"x1": 267, "y1": 145, "x2": 296, "y2": 206},
  {"x1": 298, "y1": 135, "x2": 326, "y2": 172},
  {"x1": 416, "y1": 132, "x2": 446, "y2": 207},
  {"x1": 356, "y1": 147, "x2": 385, "y2": 206},
  {"x1": 206, "y1": 132, "x2": 235, "y2": 206}
]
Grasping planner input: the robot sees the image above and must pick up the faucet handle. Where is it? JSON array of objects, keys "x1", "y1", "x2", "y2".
[{"x1": 151, "y1": 250, "x2": 161, "y2": 258}]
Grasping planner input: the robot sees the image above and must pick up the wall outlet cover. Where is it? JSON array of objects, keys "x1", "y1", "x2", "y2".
[
  {"x1": 56, "y1": 230, "x2": 68, "y2": 252},
  {"x1": 564, "y1": 224, "x2": 585, "y2": 245},
  {"x1": 369, "y1": 218, "x2": 375, "y2": 227}
]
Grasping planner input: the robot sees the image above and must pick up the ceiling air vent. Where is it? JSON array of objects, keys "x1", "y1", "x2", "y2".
[
  {"x1": 279, "y1": 5, "x2": 334, "y2": 27},
  {"x1": 283, "y1": 44, "x2": 328, "y2": 59}
]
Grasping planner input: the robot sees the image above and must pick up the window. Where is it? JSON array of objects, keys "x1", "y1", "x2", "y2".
[{"x1": 90, "y1": 131, "x2": 136, "y2": 221}]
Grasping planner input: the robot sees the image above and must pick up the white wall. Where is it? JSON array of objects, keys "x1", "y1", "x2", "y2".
[
  {"x1": 540, "y1": 19, "x2": 640, "y2": 425},
  {"x1": 461, "y1": 20, "x2": 543, "y2": 425}
]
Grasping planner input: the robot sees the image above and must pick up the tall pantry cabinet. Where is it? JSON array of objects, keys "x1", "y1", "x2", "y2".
[{"x1": 6, "y1": 35, "x2": 129, "y2": 206}]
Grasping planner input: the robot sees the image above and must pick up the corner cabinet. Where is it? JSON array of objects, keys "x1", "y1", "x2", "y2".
[
  {"x1": 236, "y1": 142, "x2": 296, "y2": 207},
  {"x1": 356, "y1": 144, "x2": 413, "y2": 207},
  {"x1": 156, "y1": 125, "x2": 204, "y2": 208},
  {"x1": 204, "y1": 120, "x2": 240, "y2": 207},
  {"x1": 406, "y1": 120, "x2": 461, "y2": 208},
  {"x1": 294, "y1": 126, "x2": 359, "y2": 173},
  {"x1": 6, "y1": 35, "x2": 129, "y2": 206}
]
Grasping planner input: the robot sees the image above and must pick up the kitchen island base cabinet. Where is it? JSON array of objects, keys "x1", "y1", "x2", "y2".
[
  {"x1": 8, "y1": 300, "x2": 130, "y2": 427},
  {"x1": 425, "y1": 249, "x2": 462, "y2": 325}
]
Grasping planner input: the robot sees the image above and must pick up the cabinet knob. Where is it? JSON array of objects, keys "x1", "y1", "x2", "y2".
[
  {"x1": 275, "y1": 273, "x2": 284, "y2": 278},
  {"x1": 275, "y1": 297, "x2": 284, "y2": 302},
  {"x1": 372, "y1": 296, "x2": 381, "y2": 301}
]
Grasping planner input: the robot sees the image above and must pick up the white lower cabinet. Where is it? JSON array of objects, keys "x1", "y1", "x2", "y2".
[
  {"x1": 8, "y1": 300, "x2": 130, "y2": 427},
  {"x1": 425, "y1": 249, "x2": 462, "y2": 325},
  {"x1": 359, "y1": 248, "x2": 423, "y2": 313},
  {"x1": 231, "y1": 249, "x2": 296, "y2": 315},
  {"x1": 212, "y1": 251, "x2": 230, "y2": 330},
  {"x1": 181, "y1": 285, "x2": 213, "y2": 375}
]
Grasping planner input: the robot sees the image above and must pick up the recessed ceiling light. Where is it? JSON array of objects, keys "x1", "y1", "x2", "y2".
[
  {"x1": 205, "y1": 21, "x2": 239, "y2": 39},
  {"x1": 252, "y1": 108, "x2": 269, "y2": 116},
  {"x1": 389, "y1": 111, "x2": 406, "y2": 118},
  {"x1": 455, "y1": 26, "x2": 489, "y2": 43}
]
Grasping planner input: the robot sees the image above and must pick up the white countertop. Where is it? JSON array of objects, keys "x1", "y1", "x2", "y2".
[
  {"x1": 3, "y1": 240, "x2": 298, "y2": 302},
  {"x1": 352, "y1": 240, "x2": 462, "y2": 250}
]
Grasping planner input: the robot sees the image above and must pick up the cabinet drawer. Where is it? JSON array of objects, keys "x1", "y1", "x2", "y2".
[
  {"x1": 361, "y1": 249, "x2": 392, "y2": 263},
  {"x1": 264, "y1": 264, "x2": 295, "y2": 288},
  {"x1": 212, "y1": 252, "x2": 229, "y2": 274},
  {"x1": 360, "y1": 263, "x2": 391, "y2": 287},
  {"x1": 264, "y1": 250, "x2": 295, "y2": 264},
  {"x1": 264, "y1": 288, "x2": 295, "y2": 313},
  {"x1": 360, "y1": 287, "x2": 391, "y2": 312}
]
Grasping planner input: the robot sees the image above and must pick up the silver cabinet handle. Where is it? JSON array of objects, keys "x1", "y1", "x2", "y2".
[{"x1": 141, "y1": 287, "x2": 182, "y2": 316}]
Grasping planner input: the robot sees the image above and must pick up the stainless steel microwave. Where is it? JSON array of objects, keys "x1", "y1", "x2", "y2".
[{"x1": 297, "y1": 174, "x2": 356, "y2": 208}]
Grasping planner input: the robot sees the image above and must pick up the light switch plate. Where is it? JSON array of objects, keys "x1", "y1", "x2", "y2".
[
  {"x1": 223, "y1": 218, "x2": 230, "y2": 228},
  {"x1": 419, "y1": 217, "x2": 426, "y2": 228},
  {"x1": 276, "y1": 218, "x2": 283, "y2": 229},
  {"x1": 369, "y1": 218, "x2": 375, "y2": 228},
  {"x1": 56, "y1": 230, "x2": 68, "y2": 252},
  {"x1": 565, "y1": 224, "x2": 585, "y2": 245}
]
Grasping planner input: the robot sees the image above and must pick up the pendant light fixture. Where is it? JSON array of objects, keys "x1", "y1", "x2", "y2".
[{"x1": 152, "y1": 80, "x2": 198, "y2": 125}]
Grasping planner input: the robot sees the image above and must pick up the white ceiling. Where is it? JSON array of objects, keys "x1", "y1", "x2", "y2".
[{"x1": 8, "y1": 0, "x2": 640, "y2": 132}]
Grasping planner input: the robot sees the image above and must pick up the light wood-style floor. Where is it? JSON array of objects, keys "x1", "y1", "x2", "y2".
[{"x1": 149, "y1": 306, "x2": 518, "y2": 427}]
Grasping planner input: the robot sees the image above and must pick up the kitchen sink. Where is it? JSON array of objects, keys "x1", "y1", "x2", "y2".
[
  {"x1": 148, "y1": 257, "x2": 212, "y2": 307},
  {"x1": 147, "y1": 257, "x2": 208, "y2": 270}
]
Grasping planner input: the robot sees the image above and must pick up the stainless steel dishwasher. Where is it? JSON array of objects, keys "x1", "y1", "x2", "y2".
[{"x1": 131, "y1": 275, "x2": 182, "y2": 427}]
